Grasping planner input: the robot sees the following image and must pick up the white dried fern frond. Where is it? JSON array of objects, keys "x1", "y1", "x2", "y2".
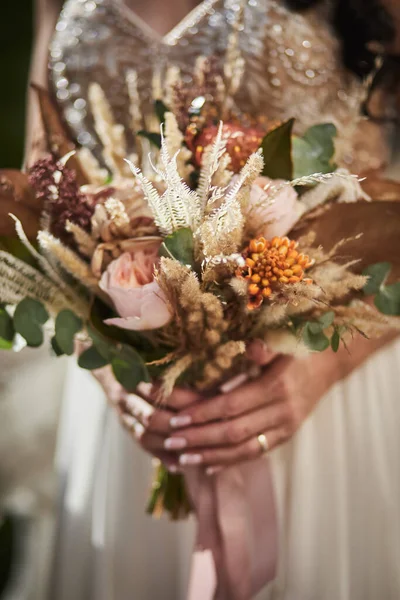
[
  {"x1": 126, "y1": 135, "x2": 201, "y2": 235},
  {"x1": 197, "y1": 122, "x2": 227, "y2": 214}
]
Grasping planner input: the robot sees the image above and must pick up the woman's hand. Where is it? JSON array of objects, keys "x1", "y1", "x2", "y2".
[
  {"x1": 158, "y1": 348, "x2": 340, "y2": 469},
  {"x1": 95, "y1": 333, "x2": 396, "y2": 471}
]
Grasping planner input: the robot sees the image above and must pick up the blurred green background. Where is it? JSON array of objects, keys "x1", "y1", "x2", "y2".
[
  {"x1": 0, "y1": 0, "x2": 34, "y2": 168},
  {"x1": 0, "y1": 1, "x2": 33, "y2": 594}
]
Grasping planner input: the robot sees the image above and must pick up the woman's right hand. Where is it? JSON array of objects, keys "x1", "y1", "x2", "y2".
[{"x1": 92, "y1": 367, "x2": 201, "y2": 471}]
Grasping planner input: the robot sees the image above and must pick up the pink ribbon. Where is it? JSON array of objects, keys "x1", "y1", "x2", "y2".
[{"x1": 186, "y1": 457, "x2": 278, "y2": 600}]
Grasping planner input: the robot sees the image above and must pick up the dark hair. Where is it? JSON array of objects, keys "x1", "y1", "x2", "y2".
[{"x1": 285, "y1": 0, "x2": 396, "y2": 77}]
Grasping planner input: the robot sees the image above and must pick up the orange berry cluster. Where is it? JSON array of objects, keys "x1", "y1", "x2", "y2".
[{"x1": 238, "y1": 236, "x2": 314, "y2": 310}]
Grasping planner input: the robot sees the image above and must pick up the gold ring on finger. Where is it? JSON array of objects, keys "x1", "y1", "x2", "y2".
[{"x1": 257, "y1": 433, "x2": 269, "y2": 455}]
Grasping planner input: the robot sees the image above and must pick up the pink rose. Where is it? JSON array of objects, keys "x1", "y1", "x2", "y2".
[
  {"x1": 99, "y1": 246, "x2": 172, "y2": 331},
  {"x1": 246, "y1": 176, "x2": 302, "y2": 238}
]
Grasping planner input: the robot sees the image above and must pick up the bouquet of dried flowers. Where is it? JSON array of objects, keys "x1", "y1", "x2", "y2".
[{"x1": 1, "y1": 58, "x2": 400, "y2": 518}]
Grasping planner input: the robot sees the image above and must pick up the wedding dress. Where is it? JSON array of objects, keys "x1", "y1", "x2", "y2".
[{"x1": 48, "y1": 1, "x2": 400, "y2": 598}]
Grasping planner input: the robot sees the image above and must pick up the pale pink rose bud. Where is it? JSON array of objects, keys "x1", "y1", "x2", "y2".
[
  {"x1": 246, "y1": 176, "x2": 302, "y2": 238},
  {"x1": 99, "y1": 247, "x2": 172, "y2": 331}
]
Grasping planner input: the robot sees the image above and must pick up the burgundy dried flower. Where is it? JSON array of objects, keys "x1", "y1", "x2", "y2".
[{"x1": 29, "y1": 155, "x2": 94, "y2": 247}]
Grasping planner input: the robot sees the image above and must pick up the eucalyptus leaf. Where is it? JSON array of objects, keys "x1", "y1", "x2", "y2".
[
  {"x1": 319, "y1": 311, "x2": 335, "y2": 330},
  {"x1": 13, "y1": 298, "x2": 49, "y2": 347},
  {"x1": 51, "y1": 336, "x2": 65, "y2": 357},
  {"x1": 303, "y1": 323, "x2": 330, "y2": 352},
  {"x1": 374, "y1": 283, "x2": 400, "y2": 316},
  {"x1": 308, "y1": 322, "x2": 323, "y2": 335},
  {"x1": 87, "y1": 325, "x2": 114, "y2": 362},
  {"x1": 78, "y1": 346, "x2": 110, "y2": 370},
  {"x1": 137, "y1": 130, "x2": 162, "y2": 149},
  {"x1": 260, "y1": 119, "x2": 294, "y2": 180},
  {"x1": 363, "y1": 262, "x2": 392, "y2": 296},
  {"x1": 0, "y1": 308, "x2": 14, "y2": 342},
  {"x1": 292, "y1": 123, "x2": 337, "y2": 179},
  {"x1": 55, "y1": 310, "x2": 83, "y2": 355},
  {"x1": 160, "y1": 228, "x2": 195, "y2": 268},
  {"x1": 111, "y1": 357, "x2": 145, "y2": 392},
  {"x1": 0, "y1": 338, "x2": 13, "y2": 350},
  {"x1": 331, "y1": 329, "x2": 340, "y2": 353}
]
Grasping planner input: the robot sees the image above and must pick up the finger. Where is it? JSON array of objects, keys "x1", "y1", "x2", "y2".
[
  {"x1": 165, "y1": 402, "x2": 289, "y2": 450},
  {"x1": 120, "y1": 414, "x2": 166, "y2": 454},
  {"x1": 137, "y1": 382, "x2": 202, "y2": 410},
  {"x1": 170, "y1": 375, "x2": 280, "y2": 429},
  {"x1": 179, "y1": 427, "x2": 289, "y2": 467},
  {"x1": 247, "y1": 339, "x2": 277, "y2": 366},
  {"x1": 124, "y1": 394, "x2": 155, "y2": 427}
]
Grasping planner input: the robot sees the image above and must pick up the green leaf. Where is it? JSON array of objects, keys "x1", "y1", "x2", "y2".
[
  {"x1": 137, "y1": 130, "x2": 162, "y2": 149},
  {"x1": 51, "y1": 336, "x2": 65, "y2": 357},
  {"x1": 78, "y1": 346, "x2": 110, "y2": 370},
  {"x1": 87, "y1": 325, "x2": 115, "y2": 362},
  {"x1": 0, "y1": 338, "x2": 13, "y2": 350},
  {"x1": 111, "y1": 357, "x2": 144, "y2": 392},
  {"x1": 331, "y1": 329, "x2": 341, "y2": 353},
  {"x1": 260, "y1": 119, "x2": 294, "y2": 180},
  {"x1": 362, "y1": 262, "x2": 392, "y2": 296},
  {"x1": 0, "y1": 307, "x2": 14, "y2": 342},
  {"x1": 154, "y1": 99, "x2": 168, "y2": 125},
  {"x1": 319, "y1": 311, "x2": 335, "y2": 330},
  {"x1": 13, "y1": 298, "x2": 49, "y2": 347},
  {"x1": 55, "y1": 310, "x2": 83, "y2": 355},
  {"x1": 292, "y1": 123, "x2": 337, "y2": 179},
  {"x1": 308, "y1": 321, "x2": 323, "y2": 335},
  {"x1": 303, "y1": 322, "x2": 330, "y2": 352},
  {"x1": 374, "y1": 283, "x2": 400, "y2": 316},
  {"x1": 160, "y1": 228, "x2": 195, "y2": 268}
]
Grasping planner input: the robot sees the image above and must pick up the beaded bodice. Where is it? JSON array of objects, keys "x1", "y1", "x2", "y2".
[{"x1": 49, "y1": 0, "x2": 387, "y2": 170}]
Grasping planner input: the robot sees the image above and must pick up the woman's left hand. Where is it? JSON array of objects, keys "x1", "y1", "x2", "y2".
[{"x1": 158, "y1": 343, "x2": 341, "y2": 469}]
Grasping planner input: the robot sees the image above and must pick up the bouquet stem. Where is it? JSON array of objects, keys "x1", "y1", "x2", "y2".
[{"x1": 146, "y1": 462, "x2": 192, "y2": 520}]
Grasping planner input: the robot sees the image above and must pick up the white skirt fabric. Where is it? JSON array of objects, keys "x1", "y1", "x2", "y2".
[{"x1": 50, "y1": 339, "x2": 400, "y2": 600}]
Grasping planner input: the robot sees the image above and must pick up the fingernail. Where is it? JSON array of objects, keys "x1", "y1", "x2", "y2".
[
  {"x1": 220, "y1": 373, "x2": 248, "y2": 394},
  {"x1": 170, "y1": 415, "x2": 192, "y2": 428},
  {"x1": 206, "y1": 466, "x2": 223, "y2": 476},
  {"x1": 137, "y1": 382, "x2": 154, "y2": 397},
  {"x1": 164, "y1": 437, "x2": 187, "y2": 450},
  {"x1": 179, "y1": 454, "x2": 203, "y2": 466},
  {"x1": 121, "y1": 415, "x2": 144, "y2": 440},
  {"x1": 125, "y1": 394, "x2": 154, "y2": 427},
  {"x1": 166, "y1": 464, "x2": 181, "y2": 474}
]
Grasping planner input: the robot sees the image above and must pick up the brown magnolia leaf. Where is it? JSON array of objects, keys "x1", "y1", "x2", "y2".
[
  {"x1": 0, "y1": 169, "x2": 41, "y2": 239},
  {"x1": 361, "y1": 177, "x2": 400, "y2": 202},
  {"x1": 293, "y1": 200, "x2": 400, "y2": 281},
  {"x1": 31, "y1": 83, "x2": 88, "y2": 186}
]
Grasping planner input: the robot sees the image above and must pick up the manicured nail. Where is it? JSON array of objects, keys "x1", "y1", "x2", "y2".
[
  {"x1": 170, "y1": 415, "x2": 192, "y2": 428},
  {"x1": 166, "y1": 464, "x2": 181, "y2": 474},
  {"x1": 125, "y1": 394, "x2": 154, "y2": 426},
  {"x1": 206, "y1": 466, "x2": 223, "y2": 476},
  {"x1": 179, "y1": 454, "x2": 203, "y2": 466},
  {"x1": 164, "y1": 437, "x2": 187, "y2": 450},
  {"x1": 137, "y1": 382, "x2": 154, "y2": 397},
  {"x1": 220, "y1": 373, "x2": 248, "y2": 394},
  {"x1": 121, "y1": 415, "x2": 144, "y2": 440}
]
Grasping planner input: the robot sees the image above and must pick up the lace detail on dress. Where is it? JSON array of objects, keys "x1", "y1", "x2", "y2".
[{"x1": 49, "y1": 0, "x2": 388, "y2": 171}]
